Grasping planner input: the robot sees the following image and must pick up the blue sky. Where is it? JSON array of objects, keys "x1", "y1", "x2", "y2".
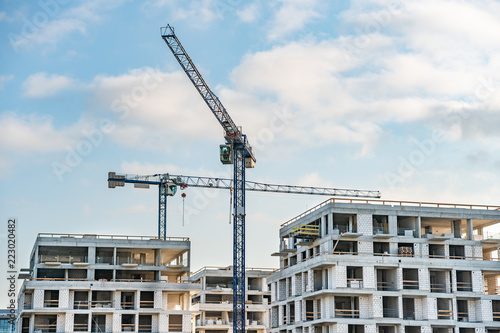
[{"x1": 1, "y1": 0, "x2": 500, "y2": 307}]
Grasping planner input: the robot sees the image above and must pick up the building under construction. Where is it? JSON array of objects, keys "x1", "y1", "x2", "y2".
[
  {"x1": 190, "y1": 266, "x2": 272, "y2": 333},
  {"x1": 267, "y1": 198, "x2": 500, "y2": 333},
  {"x1": 16, "y1": 233, "x2": 196, "y2": 333}
]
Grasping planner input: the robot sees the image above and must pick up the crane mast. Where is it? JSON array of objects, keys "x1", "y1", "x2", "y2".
[{"x1": 161, "y1": 24, "x2": 253, "y2": 333}]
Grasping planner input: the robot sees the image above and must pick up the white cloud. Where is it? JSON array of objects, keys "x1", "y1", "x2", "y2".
[
  {"x1": 120, "y1": 161, "x2": 181, "y2": 175},
  {"x1": 0, "y1": 112, "x2": 79, "y2": 153},
  {"x1": 0, "y1": 75, "x2": 14, "y2": 90},
  {"x1": 22, "y1": 72, "x2": 78, "y2": 98},
  {"x1": 119, "y1": 161, "x2": 232, "y2": 180},
  {"x1": 145, "y1": 0, "x2": 221, "y2": 26},
  {"x1": 9, "y1": 0, "x2": 127, "y2": 52},
  {"x1": 267, "y1": 0, "x2": 321, "y2": 41},
  {"x1": 237, "y1": 3, "x2": 260, "y2": 23},
  {"x1": 89, "y1": 67, "x2": 222, "y2": 150}
]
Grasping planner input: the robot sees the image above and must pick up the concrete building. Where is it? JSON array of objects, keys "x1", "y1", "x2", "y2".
[
  {"x1": 267, "y1": 198, "x2": 500, "y2": 333},
  {"x1": 17, "y1": 233, "x2": 198, "y2": 333},
  {"x1": 190, "y1": 266, "x2": 272, "y2": 333}
]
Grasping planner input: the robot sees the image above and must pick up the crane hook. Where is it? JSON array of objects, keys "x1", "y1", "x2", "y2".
[{"x1": 181, "y1": 192, "x2": 186, "y2": 226}]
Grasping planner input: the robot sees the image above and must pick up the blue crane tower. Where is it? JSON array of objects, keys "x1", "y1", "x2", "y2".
[{"x1": 161, "y1": 24, "x2": 254, "y2": 333}]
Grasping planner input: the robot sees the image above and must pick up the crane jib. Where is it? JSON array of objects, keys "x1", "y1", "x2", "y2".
[{"x1": 161, "y1": 28, "x2": 255, "y2": 162}]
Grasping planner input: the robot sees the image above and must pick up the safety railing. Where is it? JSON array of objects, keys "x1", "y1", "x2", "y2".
[
  {"x1": 121, "y1": 323, "x2": 135, "y2": 332},
  {"x1": 457, "y1": 312, "x2": 469, "y2": 322},
  {"x1": 456, "y1": 281, "x2": 473, "y2": 292},
  {"x1": 43, "y1": 299, "x2": 58, "y2": 308},
  {"x1": 38, "y1": 232, "x2": 189, "y2": 241},
  {"x1": 139, "y1": 300, "x2": 154, "y2": 308},
  {"x1": 403, "y1": 310, "x2": 415, "y2": 320},
  {"x1": 402, "y1": 280, "x2": 419, "y2": 289},
  {"x1": 34, "y1": 324, "x2": 57, "y2": 332},
  {"x1": 334, "y1": 309, "x2": 359, "y2": 318},
  {"x1": 121, "y1": 301, "x2": 135, "y2": 310},
  {"x1": 383, "y1": 308, "x2": 398, "y2": 318},
  {"x1": 96, "y1": 256, "x2": 113, "y2": 264},
  {"x1": 90, "y1": 300, "x2": 114, "y2": 308},
  {"x1": 347, "y1": 279, "x2": 363, "y2": 288},
  {"x1": 377, "y1": 281, "x2": 396, "y2": 291},
  {"x1": 138, "y1": 324, "x2": 152, "y2": 332},
  {"x1": 74, "y1": 300, "x2": 90, "y2": 309},
  {"x1": 39, "y1": 254, "x2": 88, "y2": 264},
  {"x1": 196, "y1": 319, "x2": 227, "y2": 326},
  {"x1": 74, "y1": 323, "x2": 89, "y2": 331},
  {"x1": 437, "y1": 309, "x2": 453, "y2": 319},
  {"x1": 431, "y1": 283, "x2": 452, "y2": 293}
]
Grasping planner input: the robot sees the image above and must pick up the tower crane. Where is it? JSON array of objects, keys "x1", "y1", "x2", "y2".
[
  {"x1": 108, "y1": 171, "x2": 381, "y2": 238},
  {"x1": 161, "y1": 24, "x2": 254, "y2": 333},
  {"x1": 156, "y1": 24, "x2": 381, "y2": 333}
]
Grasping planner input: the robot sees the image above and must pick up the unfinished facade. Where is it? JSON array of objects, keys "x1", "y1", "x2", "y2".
[
  {"x1": 191, "y1": 266, "x2": 272, "y2": 333},
  {"x1": 268, "y1": 199, "x2": 500, "y2": 333},
  {"x1": 17, "y1": 233, "x2": 197, "y2": 333}
]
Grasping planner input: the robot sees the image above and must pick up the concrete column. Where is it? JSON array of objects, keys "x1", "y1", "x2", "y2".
[
  {"x1": 467, "y1": 219, "x2": 474, "y2": 240},
  {"x1": 59, "y1": 289, "x2": 69, "y2": 309},
  {"x1": 33, "y1": 289, "x2": 44, "y2": 309},
  {"x1": 415, "y1": 216, "x2": 421, "y2": 238},
  {"x1": 64, "y1": 313, "x2": 73, "y2": 332},
  {"x1": 388, "y1": 215, "x2": 397, "y2": 235},
  {"x1": 426, "y1": 298, "x2": 437, "y2": 320},
  {"x1": 322, "y1": 214, "x2": 327, "y2": 237},
  {"x1": 451, "y1": 269, "x2": 457, "y2": 292},
  {"x1": 105, "y1": 314, "x2": 113, "y2": 332},
  {"x1": 295, "y1": 300, "x2": 301, "y2": 323},
  {"x1": 29, "y1": 314, "x2": 35, "y2": 333},
  {"x1": 363, "y1": 266, "x2": 375, "y2": 289},
  {"x1": 88, "y1": 246, "x2": 96, "y2": 264},
  {"x1": 335, "y1": 266, "x2": 346, "y2": 288},
  {"x1": 418, "y1": 269, "x2": 430, "y2": 291},
  {"x1": 154, "y1": 290, "x2": 162, "y2": 309},
  {"x1": 114, "y1": 291, "x2": 121, "y2": 310},
  {"x1": 472, "y1": 270, "x2": 484, "y2": 293},
  {"x1": 389, "y1": 242, "x2": 398, "y2": 256},
  {"x1": 372, "y1": 296, "x2": 383, "y2": 318}
]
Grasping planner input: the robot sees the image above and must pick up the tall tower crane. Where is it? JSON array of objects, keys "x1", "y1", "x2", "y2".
[
  {"x1": 108, "y1": 171, "x2": 381, "y2": 237},
  {"x1": 161, "y1": 24, "x2": 254, "y2": 333},
  {"x1": 157, "y1": 24, "x2": 381, "y2": 333}
]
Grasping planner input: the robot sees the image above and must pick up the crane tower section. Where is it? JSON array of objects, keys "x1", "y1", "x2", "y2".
[{"x1": 161, "y1": 24, "x2": 252, "y2": 333}]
